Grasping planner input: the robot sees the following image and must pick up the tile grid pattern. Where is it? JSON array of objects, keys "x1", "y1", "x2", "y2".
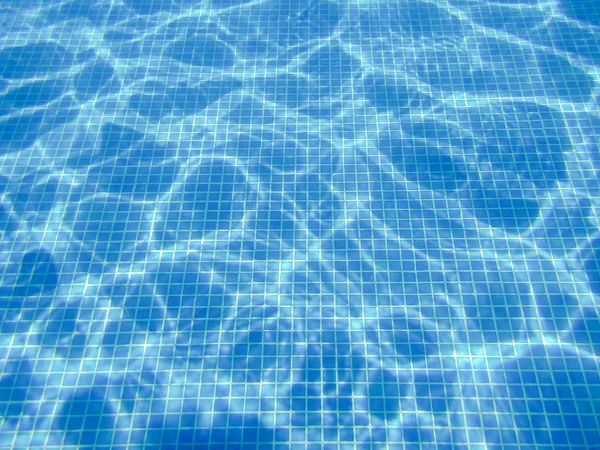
[{"x1": 0, "y1": 0, "x2": 599, "y2": 449}]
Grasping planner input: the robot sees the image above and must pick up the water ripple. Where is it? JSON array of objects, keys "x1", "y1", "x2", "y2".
[{"x1": 0, "y1": 0, "x2": 599, "y2": 448}]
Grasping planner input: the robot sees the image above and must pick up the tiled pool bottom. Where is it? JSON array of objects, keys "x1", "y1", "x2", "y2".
[{"x1": 1, "y1": 0, "x2": 600, "y2": 448}]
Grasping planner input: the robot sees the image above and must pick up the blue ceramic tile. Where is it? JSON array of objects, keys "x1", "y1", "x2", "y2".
[{"x1": 0, "y1": 0, "x2": 599, "y2": 448}]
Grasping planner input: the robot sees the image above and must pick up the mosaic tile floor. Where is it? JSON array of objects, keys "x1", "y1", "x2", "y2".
[{"x1": 0, "y1": 0, "x2": 599, "y2": 448}]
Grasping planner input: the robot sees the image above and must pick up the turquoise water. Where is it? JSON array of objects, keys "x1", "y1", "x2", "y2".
[{"x1": 0, "y1": 0, "x2": 599, "y2": 448}]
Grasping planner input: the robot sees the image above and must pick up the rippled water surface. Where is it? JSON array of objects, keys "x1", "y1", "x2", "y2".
[{"x1": 0, "y1": 0, "x2": 599, "y2": 448}]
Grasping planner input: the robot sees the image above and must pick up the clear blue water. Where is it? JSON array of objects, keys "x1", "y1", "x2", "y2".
[{"x1": 0, "y1": 0, "x2": 599, "y2": 448}]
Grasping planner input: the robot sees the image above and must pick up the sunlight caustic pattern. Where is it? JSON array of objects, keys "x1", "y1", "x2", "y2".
[{"x1": 0, "y1": 0, "x2": 599, "y2": 448}]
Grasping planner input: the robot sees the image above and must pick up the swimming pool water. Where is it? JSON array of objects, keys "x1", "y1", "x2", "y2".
[{"x1": 0, "y1": 0, "x2": 599, "y2": 448}]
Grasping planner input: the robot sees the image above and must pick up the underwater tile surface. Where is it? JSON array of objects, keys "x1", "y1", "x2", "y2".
[{"x1": 0, "y1": 0, "x2": 599, "y2": 448}]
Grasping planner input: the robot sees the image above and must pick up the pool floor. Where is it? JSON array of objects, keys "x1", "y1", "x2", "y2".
[{"x1": 0, "y1": 0, "x2": 600, "y2": 448}]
